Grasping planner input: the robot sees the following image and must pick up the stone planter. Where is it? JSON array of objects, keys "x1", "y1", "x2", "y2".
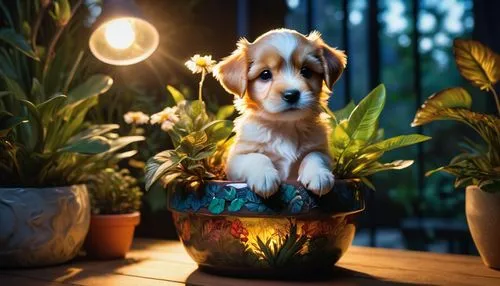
[
  {"x1": 466, "y1": 185, "x2": 500, "y2": 269},
  {"x1": 84, "y1": 212, "x2": 140, "y2": 259},
  {"x1": 168, "y1": 180, "x2": 364, "y2": 278},
  {"x1": 0, "y1": 185, "x2": 90, "y2": 268}
]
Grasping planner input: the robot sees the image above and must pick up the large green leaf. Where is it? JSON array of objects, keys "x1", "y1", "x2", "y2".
[
  {"x1": 58, "y1": 136, "x2": 111, "y2": 154},
  {"x1": 67, "y1": 74, "x2": 113, "y2": 104},
  {"x1": 362, "y1": 134, "x2": 431, "y2": 153},
  {"x1": 334, "y1": 100, "x2": 356, "y2": 122},
  {"x1": 37, "y1": 94, "x2": 67, "y2": 126},
  {"x1": 19, "y1": 99, "x2": 43, "y2": 152},
  {"x1": 216, "y1": 105, "x2": 235, "y2": 120},
  {"x1": 357, "y1": 160, "x2": 414, "y2": 176},
  {"x1": 166, "y1": 85, "x2": 185, "y2": 104},
  {"x1": 412, "y1": 87, "x2": 472, "y2": 127},
  {"x1": 0, "y1": 29, "x2": 39, "y2": 60},
  {"x1": 346, "y1": 84, "x2": 385, "y2": 140},
  {"x1": 145, "y1": 150, "x2": 187, "y2": 191},
  {"x1": 178, "y1": 130, "x2": 208, "y2": 155},
  {"x1": 105, "y1": 135, "x2": 145, "y2": 154},
  {"x1": 201, "y1": 119, "x2": 233, "y2": 143},
  {"x1": 66, "y1": 124, "x2": 119, "y2": 144},
  {"x1": 453, "y1": 39, "x2": 500, "y2": 91},
  {"x1": 412, "y1": 87, "x2": 500, "y2": 163}
]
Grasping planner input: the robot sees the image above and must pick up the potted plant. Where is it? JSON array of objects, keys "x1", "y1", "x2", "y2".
[
  {"x1": 84, "y1": 168, "x2": 142, "y2": 259},
  {"x1": 0, "y1": 1, "x2": 143, "y2": 267},
  {"x1": 144, "y1": 54, "x2": 429, "y2": 277},
  {"x1": 412, "y1": 39, "x2": 500, "y2": 268}
]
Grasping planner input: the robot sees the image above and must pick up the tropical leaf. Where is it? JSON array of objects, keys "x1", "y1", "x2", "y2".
[
  {"x1": 201, "y1": 119, "x2": 233, "y2": 143},
  {"x1": 412, "y1": 87, "x2": 472, "y2": 127},
  {"x1": 0, "y1": 29, "x2": 39, "y2": 60},
  {"x1": 334, "y1": 100, "x2": 356, "y2": 122},
  {"x1": 346, "y1": 84, "x2": 385, "y2": 140},
  {"x1": 412, "y1": 87, "x2": 500, "y2": 163},
  {"x1": 37, "y1": 94, "x2": 67, "y2": 126},
  {"x1": 178, "y1": 130, "x2": 208, "y2": 153},
  {"x1": 357, "y1": 160, "x2": 414, "y2": 176},
  {"x1": 104, "y1": 135, "x2": 145, "y2": 154},
  {"x1": 166, "y1": 85, "x2": 185, "y2": 104},
  {"x1": 19, "y1": 99, "x2": 43, "y2": 152},
  {"x1": 453, "y1": 39, "x2": 500, "y2": 91},
  {"x1": 58, "y1": 136, "x2": 111, "y2": 154},
  {"x1": 67, "y1": 74, "x2": 113, "y2": 104},
  {"x1": 67, "y1": 124, "x2": 119, "y2": 144},
  {"x1": 362, "y1": 134, "x2": 431, "y2": 153},
  {"x1": 145, "y1": 150, "x2": 187, "y2": 190},
  {"x1": 216, "y1": 105, "x2": 235, "y2": 120}
]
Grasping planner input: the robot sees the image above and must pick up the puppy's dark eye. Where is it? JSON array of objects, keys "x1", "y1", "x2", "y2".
[
  {"x1": 259, "y1": 70, "x2": 272, "y2": 81},
  {"x1": 300, "y1": 67, "x2": 313, "y2": 79}
]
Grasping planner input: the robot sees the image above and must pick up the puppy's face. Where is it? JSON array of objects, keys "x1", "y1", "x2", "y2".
[{"x1": 215, "y1": 29, "x2": 346, "y2": 121}]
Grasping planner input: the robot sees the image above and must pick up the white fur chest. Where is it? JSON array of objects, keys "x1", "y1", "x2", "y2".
[{"x1": 232, "y1": 115, "x2": 328, "y2": 180}]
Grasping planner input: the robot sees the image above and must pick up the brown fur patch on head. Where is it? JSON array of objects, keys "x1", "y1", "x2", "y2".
[
  {"x1": 214, "y1": 38, "x2": 250, "y2": 97},
  {"x1": 307, "y1": 31, "x2": 347, "y2": 90},
  {"x1": 217, "y1": 29, "x2": 346, "y2": 118}
]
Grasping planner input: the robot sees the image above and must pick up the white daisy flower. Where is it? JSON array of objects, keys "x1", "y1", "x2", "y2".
[
  {"x1": 150, "y1": 107, "x2": 179, "y2": 132},
  {"x1": 123, "y1": 111, "x2": 150, "y2": 125},
  {"x1": 185, "y1": 54, "x2": 216, "y2": 74}
]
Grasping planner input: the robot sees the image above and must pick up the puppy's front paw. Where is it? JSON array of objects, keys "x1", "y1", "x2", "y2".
[
  {"x1": 246, "y1": 167, "x2": 280, "y2": 199},
  {"x1": 299, "y1": 167, "x2": 335, "y2": 196}
]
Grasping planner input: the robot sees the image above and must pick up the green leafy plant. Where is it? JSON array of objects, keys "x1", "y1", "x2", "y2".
[
  {"x1": 145, "y1": 55, "x2": 234, "y2": 193},
  {"x1": 253, "y1": 222, "x2": 308, "y2": 267},
  {"x1": 88, "y1": 168, "x2": 142, "y2": 214},
  {"x1": 325, "y1": 84, "x2": 431, "y2": 190},
  {"x1": 412, "y1": 39, "x2": 500, "y2": 192},
  {"x1": 0, "y1": 1, "x2": 144, "y2": 187}
]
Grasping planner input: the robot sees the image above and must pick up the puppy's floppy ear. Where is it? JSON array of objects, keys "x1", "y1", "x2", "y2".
[
  {"x1": 214, "y1": 38, "x2": 249, "y2": 97},
  {"x1": 308, "y1": 31, "x2": 347, "y2": 90}
]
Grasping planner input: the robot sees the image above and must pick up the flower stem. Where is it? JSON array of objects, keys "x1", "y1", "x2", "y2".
[
  {"x1": 490, "y1": 86, "x2": 500, "y2": 116},
  {"x1": 31, "y1": 1, "x2": 51, "y2": 54},
  {"x1": 198, "y1": 69, "x2": 206, "y2": 102},
  {"x1": 42, "y1": 0, "x2": 83, "y2": 81}
]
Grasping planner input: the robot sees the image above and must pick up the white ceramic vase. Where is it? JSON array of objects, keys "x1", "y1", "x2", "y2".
[
  {"x1": 466, "y1": 185, "x2": 500, "y2": 269},
  {"x1": 0, "y1": 185, "x2": 90, "y2": 267}
]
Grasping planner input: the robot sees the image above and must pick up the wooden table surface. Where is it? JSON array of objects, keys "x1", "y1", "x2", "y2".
[{"x1": 1, "y1": 238, "x2": 500, "y2": 285}]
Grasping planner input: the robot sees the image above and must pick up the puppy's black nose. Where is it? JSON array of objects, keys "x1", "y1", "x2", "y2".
[{"x1": 282, "y1": 89, "x2": 300, "y2": 104}]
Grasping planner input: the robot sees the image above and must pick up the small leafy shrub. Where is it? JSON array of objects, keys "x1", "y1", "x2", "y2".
[{"x1": 88, "y1": 168, "x2": 142, "y2": 215}]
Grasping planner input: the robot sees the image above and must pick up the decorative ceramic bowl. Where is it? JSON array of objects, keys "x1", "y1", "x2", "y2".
[
  {"x1": 0, "y1": 185, "x2": 90, "y2": 268},
  {"x1": 169, "y1": 180, "x2": 364, "y2": 278}
]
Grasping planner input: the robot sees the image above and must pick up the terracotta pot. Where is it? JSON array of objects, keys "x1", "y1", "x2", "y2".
[
  {"x1": 466, "y1": 186, "x2": 500, "y2": 269},
  {"x1": 0, "y1": 185, "x2": 90, "y2": 268},
  {"x1": 168, "y1": 180, "x2": 365, "y2": 278},
  {"x1": 85, "y1": 212, "x2": 140, "y2": 259}
]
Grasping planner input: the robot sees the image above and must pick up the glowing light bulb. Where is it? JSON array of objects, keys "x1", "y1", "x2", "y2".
[{"x1": 104, "y1": 19, "x2": 135, "y2": 50}]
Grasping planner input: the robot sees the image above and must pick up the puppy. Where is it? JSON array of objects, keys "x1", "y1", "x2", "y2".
[{"x1": 214, "y1": 29, "x2": 346, "y2": 198}]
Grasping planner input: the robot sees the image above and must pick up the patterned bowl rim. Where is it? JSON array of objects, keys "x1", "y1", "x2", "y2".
[{"x1": 168, "y1": 179, "x2": 365, "y2": 218}]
